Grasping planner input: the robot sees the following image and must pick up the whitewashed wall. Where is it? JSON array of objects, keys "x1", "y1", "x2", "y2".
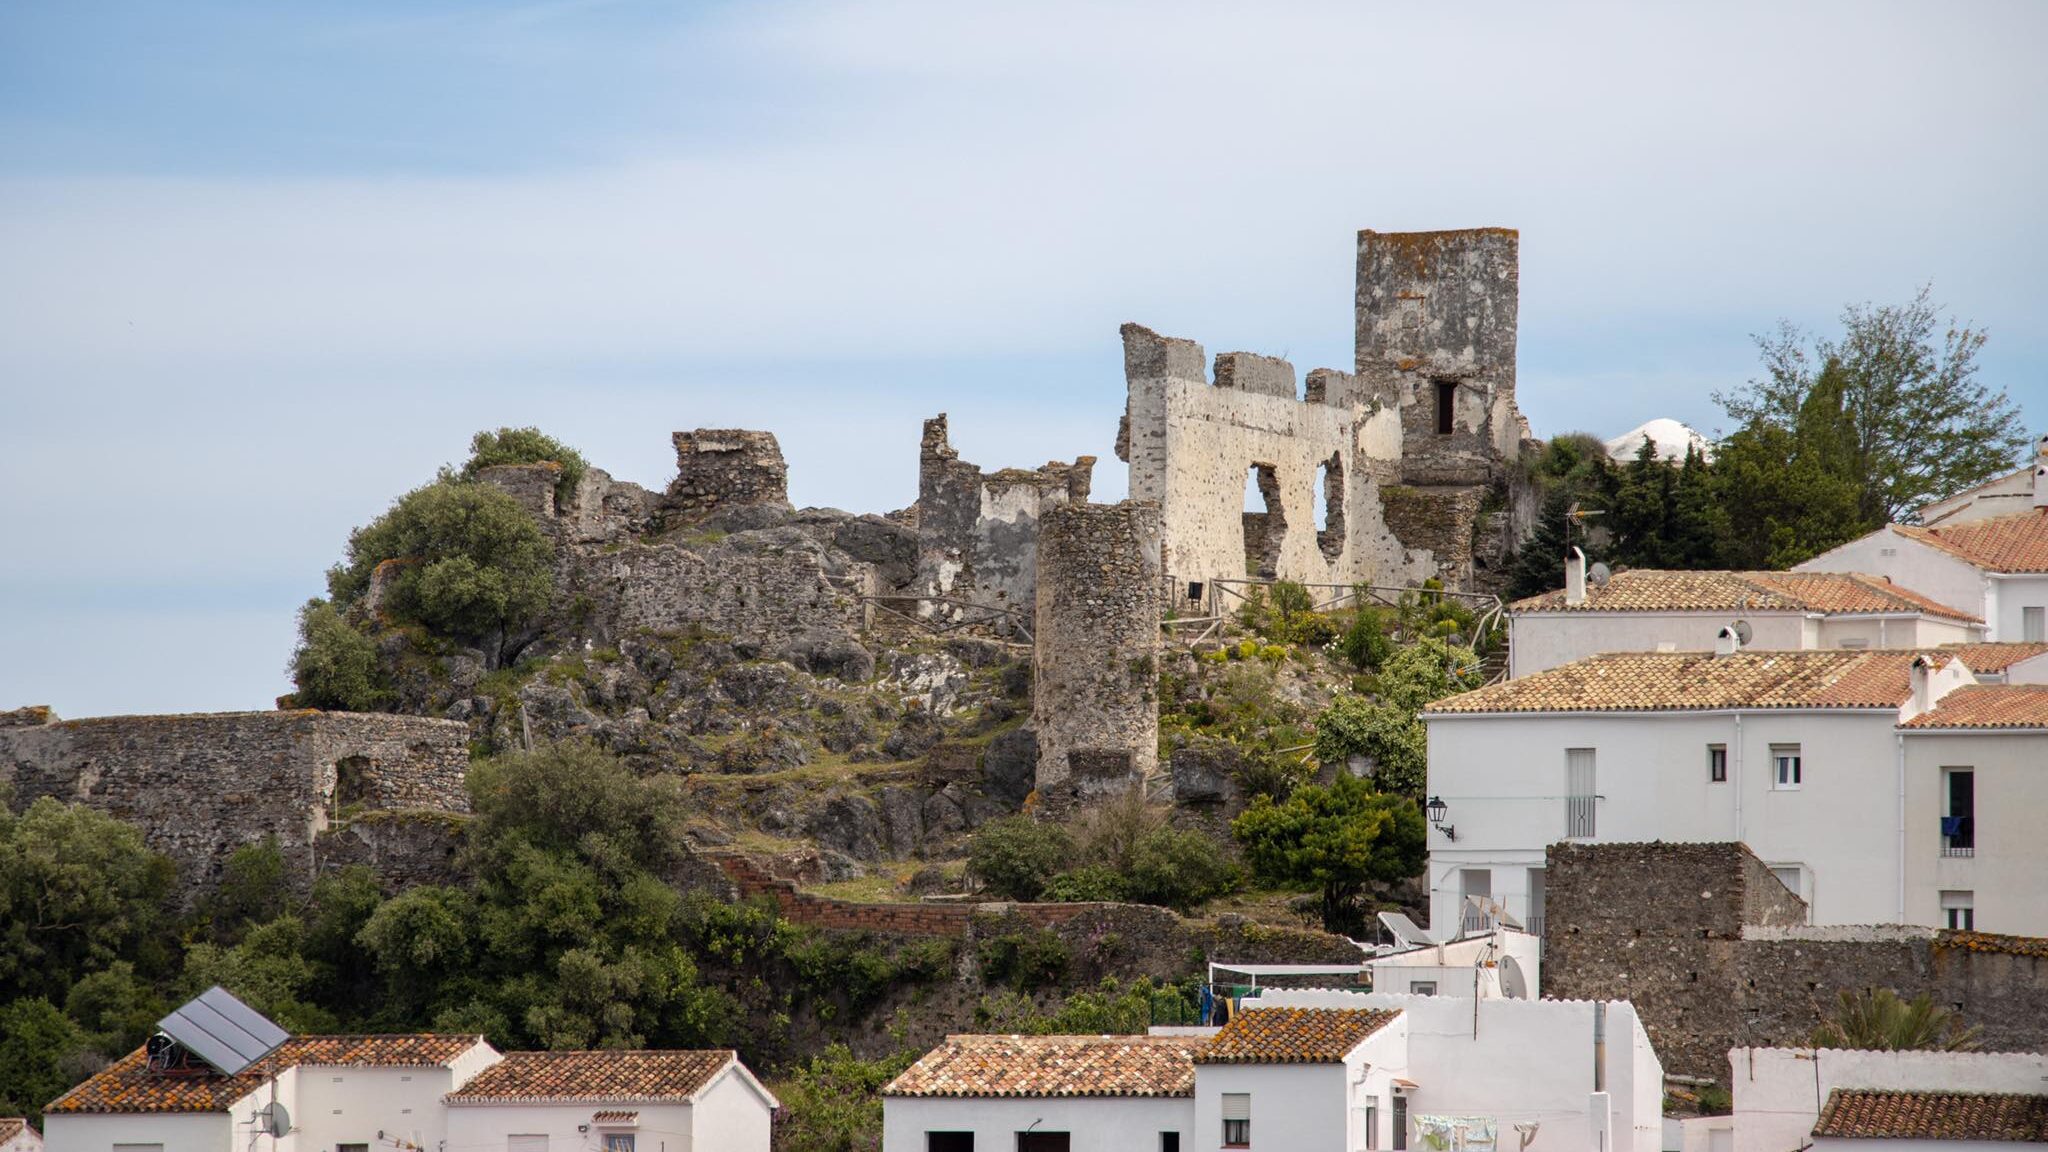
[
  {"x1": 1193, "y1": 1063, "x2": 1351, "y2": 1152},
  {"x1": 882, "y1": 1096, "x2": 1191, "y2": 1152},
  {"x1": 1509, "y1": 613, "x2": 1808, "y2": 679},
  {"x1": 1989, "y1": 574, "x2": 2048, "y2": 641},
  {"x1": 1796, "y1": 533, "x2": 1990, "y2": 629},
  {"x1": 42, "y1": 1114, "x2": 230, "y2": 1152},
  {"x1": 446, "y1": 1102, "x2": 697, "y2": 1151},
  {"x1": 1903, "y1": 730, "x2": 2048, "y2": 934},
  {"x1": 1729, "y1": 1047, "x2": 2048, "y2": 1152},
  {"x1": 691, "y1": 1065, "x2": 777, "y2": 1152}
]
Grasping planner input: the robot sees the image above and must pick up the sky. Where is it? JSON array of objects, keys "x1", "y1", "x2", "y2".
[{"x1": 3, "y1": 0, "x2": 2045, "y2": 717}]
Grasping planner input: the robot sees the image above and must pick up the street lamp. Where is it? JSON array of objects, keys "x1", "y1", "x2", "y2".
[{"x1": 1425, "y1": 795, "x2": 1456, "y2": 841}]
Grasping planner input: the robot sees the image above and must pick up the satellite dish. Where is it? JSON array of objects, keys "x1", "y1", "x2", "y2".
[
  {"x1": 1378, "y1": 911, "x2": 1436, "y2": 948},
  {"x1": 1587, "y1": 562, "x2": 1611, "y2": 588},
  {"x1": 1732, "y1": 619, "x2": 1754, "y2": 646},
  {"x1": 255, "y1": 1102, "x2": 291, "y2": 1138},
  {"x1": 1500, "y1": 955, "x2": 1530, "y2": 1000}
]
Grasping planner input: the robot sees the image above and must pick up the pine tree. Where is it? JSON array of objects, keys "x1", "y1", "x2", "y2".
[{"x1": 1506, "y1": 488, "x2": 1586, "y2": 600}]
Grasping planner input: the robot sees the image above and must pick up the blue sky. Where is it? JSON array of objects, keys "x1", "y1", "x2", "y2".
[{"x1": 3, "y1": 0, "x2": 2045, "y2": 717}]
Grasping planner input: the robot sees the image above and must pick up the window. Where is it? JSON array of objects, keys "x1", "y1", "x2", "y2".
[
  {"x1": 1162, "y1": 1134, "x2": 1181, "y2": 1152},
  {"x1": 1708, "y1": 745, "x2": 1727, "y2": 783},
  {"x1": 1943, "y1": 768, "x2": 1975, "y2": 856},
  {"x1": 112, "y1": 1146, "x2": 165, "y2": 1152},
  {"x1": 2026, "y1": 606, "x2": 2046, "y2": 643},
  {"x1": 509, "y1": 1138, "x2": 549, "y2": 1152},
  {"x1": 604, "y1": 1136, "x2": 636, "y2": 1152},
  {"x1": 927, "y1": 1136, "x2": 974, "y2": 1152},
  {"x1": 1566, "y1": 748, "x2": 1597, "y2": 837},
  {"x1": 1410, "y1": 980, "x2": 1438, "y2": 996},
  {"x1": 1392, "y1": 1093, "x2": 1408, "y2": 1151},
  {"x1": 1223, "y1": 1093, "x2": 1251, "y2": 1147},
  {"x1": 1016, "y1": 1136, "x2": 1069, "y2": 1152},
  {"x1": 338, "y1": 1146, "x2": 369, "y2": 1152},
  {"x1": 1366, "y1": 1100, "x2": 1379, "y2": 1150},
  {"x1": 1772, "y1": 745, "x2": 1802, "y2": 790},
  {"x1": 1770, "y1": 865, "x2": 1803, "y2": 903},
  {"x1": 1943, "y1": 890, "x2": 1975, "y2": 931},
  {"x1": 1435, "y1": 380, "x2": 1457, "y2": 434}
]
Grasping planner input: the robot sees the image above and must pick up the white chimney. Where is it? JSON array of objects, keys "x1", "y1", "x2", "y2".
[
  {"x1": 1909, "y1": 655, "x2": 1934, "y2": 717},
  {"x1": 2034, "y1": 436, "x2": 2048, "y2": 508},
  {"x1": 1565, "y1": 547, "x2": 1589, "y2": 606},
  {"x1": 1715, "y1": 624, "x2": 1742, "y2": 657}
]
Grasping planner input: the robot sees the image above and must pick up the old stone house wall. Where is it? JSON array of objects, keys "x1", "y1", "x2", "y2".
[
  {"x1": 1032, "y1": 501, "x2": 1162, "y2": 800},
  {"x1": 0, "y1": 707, "x2": 470, "y2": 891},
  {"x1": 1543, "y1": 841, "x2": 2048, "y2": 1081}
]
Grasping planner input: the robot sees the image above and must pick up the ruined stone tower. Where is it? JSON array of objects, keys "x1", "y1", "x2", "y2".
[{"x1": 1031, "y1": 500, "x2": 1162, "y2": 800}]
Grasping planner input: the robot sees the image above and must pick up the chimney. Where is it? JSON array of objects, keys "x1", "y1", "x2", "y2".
[
  {"x1": 1715, "y1": 624, "x2": 1742, "y2": 657},
  {"x1": 1565, "y1": 547, "x2": 1589, "y2": 606},
  {"x1": 2034, "y1": 436, "x2": 2048, "y2": 509},
  {"x1": 1909, "y1": 654, "x2": 1935, "y2": 717}
]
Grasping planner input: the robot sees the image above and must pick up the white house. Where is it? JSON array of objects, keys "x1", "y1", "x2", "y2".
[
  {"x1": 1420, "y1": 647, "x2": 2048, "y2": 935},
  {"x1": 885, "y1": 996, "x2": 1662, "y2": 1152},
  {"x1": 42, "y1": 1032, "x2": 503, "y2": 1152},
  {"x1": 1915, "y1": 434, "x2": 2048, "y2": 527},
  {"x1": 1364, "y1": 923, "x2": 1543, "y2": 998},
  {"x1": 0, "y1": 1119, "x2": 41, "y2": 1152},
  {"x1": 1797, "y1": 509, "x2": 2048, "y2": 643},
  {"x1": 1724, "y1": 1047, "x2": 2048, "y2": 1152},
  {"x1": 443, "y1": 1049, "x2": 778, "y2": 1152},
  {"x1": 1507, "y1": 564, "x2": 1982, "y2": 678}
]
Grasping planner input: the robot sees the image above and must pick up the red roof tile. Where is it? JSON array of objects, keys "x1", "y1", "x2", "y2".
[
  {"x1": 1901, "y1": 684, "x2": 2048, "y2": 730},
  {"x1": 1814, "y1": 1088, "x2": 2048, "y2": 1141},
  {"x1": 1937, "y1": 930, "x2": 2048, "y2": 959},
  {"x1": 47, "y1": 1035, "x2": 484, "y2": 1114},
  {"x1": 1511, "y1": 570, "x2": 1979, "y2": 622},
  {"x1": 1194, "y1": 1008, "x2": 1401, "y2": 1065},
  {"x1": 445, "y1": 1050, "x2": 734, "y2": 1103},
  {"x1": 1424, "y1": 650, "x2": 1948, "y2": 715},
  {"x1": 1896, "y1": 510, "x2": 2048, "y2": 574},
  {"x1": 884, "y1": 1035, "x2": 1201, "y2": 1098}
]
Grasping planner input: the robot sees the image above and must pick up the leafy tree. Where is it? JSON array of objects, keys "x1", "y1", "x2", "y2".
[
  {"x1": 966, "y1": 816, "x2": 1074, "y2": 901},
  {"x1": 63, "y1": 962, "x2": 164, "y2": 1060},
  {"x1": 1608, "y1": 435, "x2": 1678, "y2": 568},
  {"x1": 181, "y1": 915, "x2": 337, "y2": 1034},
  {"x1": 0, "y1": 795, "x2": 175, "y2": 1006},
  {"x1": 1124, "y1": 827, "x2": 1242, "y2": 913},
  {"x1": 1313, "y1": 639, "x2": 1481, "y2": 800},
  {"x1": 1722, "y1": 287, "x2": 2027, "y2": 525},
  {"x1": 460, "y1": 426, "x2": 588, "y2": 502},
  {"x1": 326, "y1": 479, "x2": 555, "y2": 662},
  {"x1": 1714, "y1": 364, "x2": 1871, "y2": 568},
  {"x1": 1335, "y1": 604, "x2": 1394, "y2": 671},
  {"x1": 287, "y1": 598, "x2": 391, "y2": 712},
  {"x1": 1505, "y1": 488, "x2": 1595, "y2": 600},
  {"x1": 0, "y1": 997, "x2": 96, "y2": 1127},
  {"x1": 1667, "y1": 444, "x2": 1725, "y2": 569},
  {"x1": 1232, "y1": 775, "x2": 1425, "y2": 935},
  {"x1": 1810, "y1": 987, "x2": 1982, "y2": 1052},
  {"x1": 1375, "y1": 638, "x2": 1485, "y2": 711},
  {"x1": 774, "y1": 1043, "x2": 918, "y2": 1152},
  {"x1": 201, "y1": 837, "x2": 292, "y2": 943}
]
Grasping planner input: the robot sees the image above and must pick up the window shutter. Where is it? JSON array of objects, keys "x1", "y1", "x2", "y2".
[{"x1": 1223, "y1": 1093, "x2": 1251, "y2": 1121}]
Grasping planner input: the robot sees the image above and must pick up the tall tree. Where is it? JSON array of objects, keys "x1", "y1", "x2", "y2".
[
  {"x1": 1608, "y1": 436, "x2": 1678, "y2": 568},
  {"x1": 1715, "y1": 361, "x2": 1870, "y2": 568},
  {"x1": 1719, "y1": 287, "x2": 2027, "y2": 524}
]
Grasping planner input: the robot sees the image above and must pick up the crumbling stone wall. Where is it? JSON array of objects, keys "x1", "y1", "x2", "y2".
[
  {"x1": 663, "y1": 429, "x2": 792, "y2": 527},
  {"x1": 1544, "y1": 841, "x2": 2048, "y2": 1081},
  {"x1": 1032, "y1": 501, "x2": 1162, "y2": 799},
  {"x1": 1117, "y1": 323, "x2": 1425, "y2": 595},
  {"x1": 914, "y1": 414, "x2": 1093, "y2": 636},
  {"x1": 0, "y1": 708, "x2": 470, "y2": 891}
]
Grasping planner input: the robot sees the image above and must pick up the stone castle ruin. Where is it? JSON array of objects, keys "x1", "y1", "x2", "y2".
[{"x1": 3, "y1": 226, "x2": 1546, "y2": 878}]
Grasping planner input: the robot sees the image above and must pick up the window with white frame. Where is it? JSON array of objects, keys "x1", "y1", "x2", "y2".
[
  {"x1": 1770, "y1": 865, "x2": 1803, "y2": 902},
  {"x1": 1411, "y1": 980, "x2": 1437, "y2": 996},
  {"x1": 1365, "y1": 1099, "x2": 1380, "y2": 1150},
  {"x1": 1772, "y1": 745, "x2": 1802, "y2": 790},
  {"x1": 2026, "y1": 607, "x2": 2046, "y2": 643},
  {"x1": 1223, "y1": 1093, "x2": 1251, "y2": 1147},
  {"x1": 1566, "y1": 748, "x2": 1597, "y2": 836},
  {"x1": 1942, "y1": 890, "x2": 1975, "y2": 931},
  {"x1": 603, "y1": 1136, "x2": 636, "y2": 1152}
]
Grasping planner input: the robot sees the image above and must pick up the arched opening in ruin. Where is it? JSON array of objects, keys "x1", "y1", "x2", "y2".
[
  {"x1": 1316, "y1": 453, "x2": 1345, "y2": 560},
  {"x1": 1242, "y1": 463, "x2": 1284, "y2": 578},
  {"x1": 334, "y1": 755, "x2": 372, "y2": 811},
  {"x1": 1435, "y1": 379, "x2": 1458, "y2": 435}
]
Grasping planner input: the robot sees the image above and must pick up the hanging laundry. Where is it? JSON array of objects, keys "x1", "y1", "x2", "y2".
[{"x1": 1414, "y1": 1114, "x2": 1498, "y2": 1152}]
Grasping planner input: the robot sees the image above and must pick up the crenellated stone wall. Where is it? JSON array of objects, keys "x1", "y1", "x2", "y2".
[
  {"x1": 1031, "y1": 501, "x2": 1162, "y2": 799},
  {"x1": 0, "y1": 707, "x2": 471, "y2": 892}
]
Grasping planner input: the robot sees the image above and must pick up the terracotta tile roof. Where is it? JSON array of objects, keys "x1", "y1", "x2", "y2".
[
  {"x1": 0, "y1": 1119, "x2": 27, "y2": 1141},
  {"x1": 1813, "y1": 1088, "x2": 2048, "y2": 1141},
  {"x1": 47, "y1": 1034, "x2": 483, "y2": 1114},
  {"x1": 883, "y1": 1035, "x2": 1201, "y2": 1098},
  {"x1": 1896, "y1": 510, "x2": 2048, "y2": 573},
  {"x1": 445, "y1": 1050, "x2": 733, "y2": 1103},
  {"x1": 1900, "y1": 685, "x2": 2048, "y2": 730},
  {"x1": 1937, "y1": 930, "x2": 2048, "y2": 959},
  {"x1": 1193, "y1": 1007, "x2": 1401, "y2": 1065},
  {"x1": 1424, "y1": 650, "x2": 1947, "y2": 715},
  {"x1": 1940, "y1": 642, "x2": 2048, "y2": 674},
  {"x1": 1510, "y1": 570, "x2": 1980, "y2": 622}
]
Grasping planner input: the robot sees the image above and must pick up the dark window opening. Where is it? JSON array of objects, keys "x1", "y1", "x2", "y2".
[
  {"x1": 1316, "y1": 452, "x2": 1346, "y2": 560},
  {"x1": 1017, "y1": 1134, "x2": 1069, "y2": 1152},
  {"x1": 1708, "y1": 745, "x2": 1727, "y2": 783},
  {"x1": 1161, "y1": 1135, "x2": 1181, "y2": 1152},
  {"x1": 1434, "y1": 380, "x2": 1457, "y2": 435},
  {"x1": 1242, "y1": 463, "x2": 1285, "y2": 578},
  {"x1": 1393, "y1": 1093, "x2": 1409, "y2": 1150},
  {"x1": 1944, "y1": 769, "x2": 1975, "y2": 855},
  {"x1": 928, "y1": 1134, "x2": 974, "y2": 1152},
  {"x1": 335, "y1": 755, "x2": 373, "y2": 809}
]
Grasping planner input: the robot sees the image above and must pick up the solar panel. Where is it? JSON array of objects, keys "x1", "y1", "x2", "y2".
[
  {"x1": 1378, "y1": 911, "x2": 1436, "y2": 948},
  {"x1": 157, "y1": 986, "x2": 288, "y2": 1076}
]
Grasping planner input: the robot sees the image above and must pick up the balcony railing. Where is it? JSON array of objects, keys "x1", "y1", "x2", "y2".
[{"x1": 1941, "y1": 816, "x2": 1974, "y2": 857}]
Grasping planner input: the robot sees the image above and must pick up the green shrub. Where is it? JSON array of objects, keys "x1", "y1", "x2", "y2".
[
  {"x1": 288, "y1": 599, "x2": 391, "y2": 712},
  {"x1": 460, "y1": 426, "x2": 588, "y2": 502},
  {"x1": 326, "y1": 479, "x2": 555, "y2": 658},
  {"x1": 1040, "y1": 866, "x2": 1127, "y2": 903},
  {"x1": 1696, "y1": 1085, "x2": 1732, "y2": 1115},
  {"x1": 966, "y1": 817, "x2": 1074, "y2": 901},
  {"x1": 774, "y1": 1043, "x2": 918, "y2": 1152},
  {"x1": 1312, "y1": 696, "x2": 1428, "y2": 798},
  {"x1": 1125, "y1": 827, "x2": 1242, "y2": 913},
  {"x1": 977, "y1": 929, "x2": 1070, "y2": 989},
  {"x1": 1336, "y1": 605, "x2": 1394, "y2": 671},
  {"x1": 1232, "y1": 775, "x2": 1425, "y2": 936}
]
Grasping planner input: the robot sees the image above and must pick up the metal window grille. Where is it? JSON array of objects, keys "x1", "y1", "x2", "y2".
[{"x1": 1566, "y1": 749, "x2": 1596, "y2": 837}]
